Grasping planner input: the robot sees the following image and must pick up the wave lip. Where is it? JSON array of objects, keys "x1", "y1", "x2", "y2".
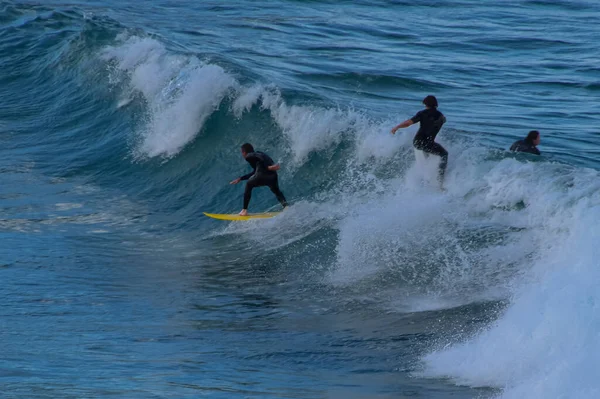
[{"x1": 101, "y1": 36, "x2": 237, "y2": 158}]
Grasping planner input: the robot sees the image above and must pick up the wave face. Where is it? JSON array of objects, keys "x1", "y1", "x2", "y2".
[{"x1": 2, "y1": 1, "x2": 600, "y2": 398}]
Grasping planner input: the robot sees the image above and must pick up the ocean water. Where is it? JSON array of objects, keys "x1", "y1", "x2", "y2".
[{"x1": 1, "y1": 0, "x2": 599, "y2": 398}]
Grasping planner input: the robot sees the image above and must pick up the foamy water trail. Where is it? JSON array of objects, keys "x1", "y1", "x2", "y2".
[{"x1": 325, "y1": 148, "x2": 534, "y2": 308}]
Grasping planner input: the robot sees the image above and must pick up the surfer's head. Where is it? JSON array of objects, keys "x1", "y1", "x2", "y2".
[
  {"x1": 526, "y1": 130, "x2": 541, "y2": 146},
  {"x1": 423, "y1": 95, "x2": 438, "y2": 108},
  {"x1": 241, "y1": 143, "x2": 254, "y2": 158}
]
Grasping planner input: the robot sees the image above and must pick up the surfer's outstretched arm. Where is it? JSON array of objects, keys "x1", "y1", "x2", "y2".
[
  {"x1": 240, "y1": 170, "x2": 255, "y2": 180},
  {"x1": 391, "y1": 119, "x2": 414, "y2": 134},
  {"x1": 230, "y1": 169, "x2": 255, "y2": 185}
]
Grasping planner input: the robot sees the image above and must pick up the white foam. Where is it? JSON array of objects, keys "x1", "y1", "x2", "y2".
[
  {"x1": 140, "y1": 63, "x2": 236, "y2": 158},
  {"x1": 271, "y1": 103, "x2": 358, "y2": 164},
  {"x1": 354, "y1": 121, "x2": 416, "y2": 163},
  {"x1": 232, "y1": 86, "x2": 399, "y2": 166},
  {"x1": 327, "y1": 143, "x2": 571, "y2": 311},
  {"x1": 101, "y1": 36, "x2": 237, "y2": 158},
  {"x1": 231, "y1": 84, "x2": 267, "y2": 118},
  {"x1": 318, "y1": 140, "x2": 600, "y2": 398},
  {"x1": 420, "y1": 164, "x2": 600, "y2": 398}
]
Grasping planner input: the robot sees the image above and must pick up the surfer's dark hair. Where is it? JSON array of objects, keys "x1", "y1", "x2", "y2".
[
  {"x1": 423, "y1": 95, "x2": 438, "y2": 108},
  {"x1": 525, "y1": 130, "x2": 540, "y2": 144},
  {"x1": 241, "y1": 143, "x2": 254, "y2": 153}
]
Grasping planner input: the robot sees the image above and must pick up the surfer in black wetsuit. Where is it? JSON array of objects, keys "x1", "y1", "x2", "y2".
[
  {"x1": 391, "y1": 95, "x2": 448, "y2": 187},
  {"x1": 230, "y1": 143, "x2": 288, "y2": 216},
  {"x1": 510, "y1": 130, "x2": 541, "y2": 155}
]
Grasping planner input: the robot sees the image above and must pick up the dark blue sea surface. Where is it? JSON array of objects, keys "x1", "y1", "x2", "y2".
[{"x1": 1, "y1": 1, "x2": 600, "y2": 397}]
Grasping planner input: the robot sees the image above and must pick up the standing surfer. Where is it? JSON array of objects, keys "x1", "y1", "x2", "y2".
[
  {"x1": 230, "y1": 143, "x2": 288, "y2": 216},
  {"x1": 391, "y1": 95, "x2": 448, "y2": 187}
]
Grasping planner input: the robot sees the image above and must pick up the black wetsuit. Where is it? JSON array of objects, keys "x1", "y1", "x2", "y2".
[
  {"x1": 411, "y1": 108, "x2": 448, "y2": 180},
  {"x1": 240, "y1": 151, "x2": 287, "y2": 210},
  {"x1": 510, "y1": 139, "x2": 540, "y2": 155}
]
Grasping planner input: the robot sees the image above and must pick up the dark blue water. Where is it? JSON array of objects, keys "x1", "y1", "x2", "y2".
[{"x1": 2, "y1": 1, "x2": 600, "y2": 397}]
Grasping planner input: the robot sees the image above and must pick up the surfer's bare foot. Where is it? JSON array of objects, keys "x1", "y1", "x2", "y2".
[{"x1": 239, "y1": 209, "x2": 248, "y2": 216}]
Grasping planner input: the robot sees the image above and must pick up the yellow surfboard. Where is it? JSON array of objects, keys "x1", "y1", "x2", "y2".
[{"x1": 203, "y1": 212, "x2": 280, "y2": 221}]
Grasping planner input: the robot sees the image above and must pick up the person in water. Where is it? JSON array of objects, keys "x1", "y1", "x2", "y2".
[
  {"x1": 510, "y1": 130, "x2": 541, "y2": 155},
  {"x1": 391, "y1": 95, "x2": 448, "y2": 186},
  {"x1": 230, "y1": 143, "x2": 288, "y2": 216}
]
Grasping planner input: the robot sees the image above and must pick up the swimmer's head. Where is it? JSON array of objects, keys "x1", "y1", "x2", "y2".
[
  {"x1": 526, "y1": 130, "x2": 541, "y2": 146},
  {"x1": 241, "y1": 143, "x2": 254, "y2": 158},
  {"x1": 423, "y1": 95, "x2": 438, "y2": 108}
]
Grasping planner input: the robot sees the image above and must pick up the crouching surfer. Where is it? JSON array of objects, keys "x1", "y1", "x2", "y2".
[{"x1": 230, "y1": 143, "x2": 288, "y2": 216}]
